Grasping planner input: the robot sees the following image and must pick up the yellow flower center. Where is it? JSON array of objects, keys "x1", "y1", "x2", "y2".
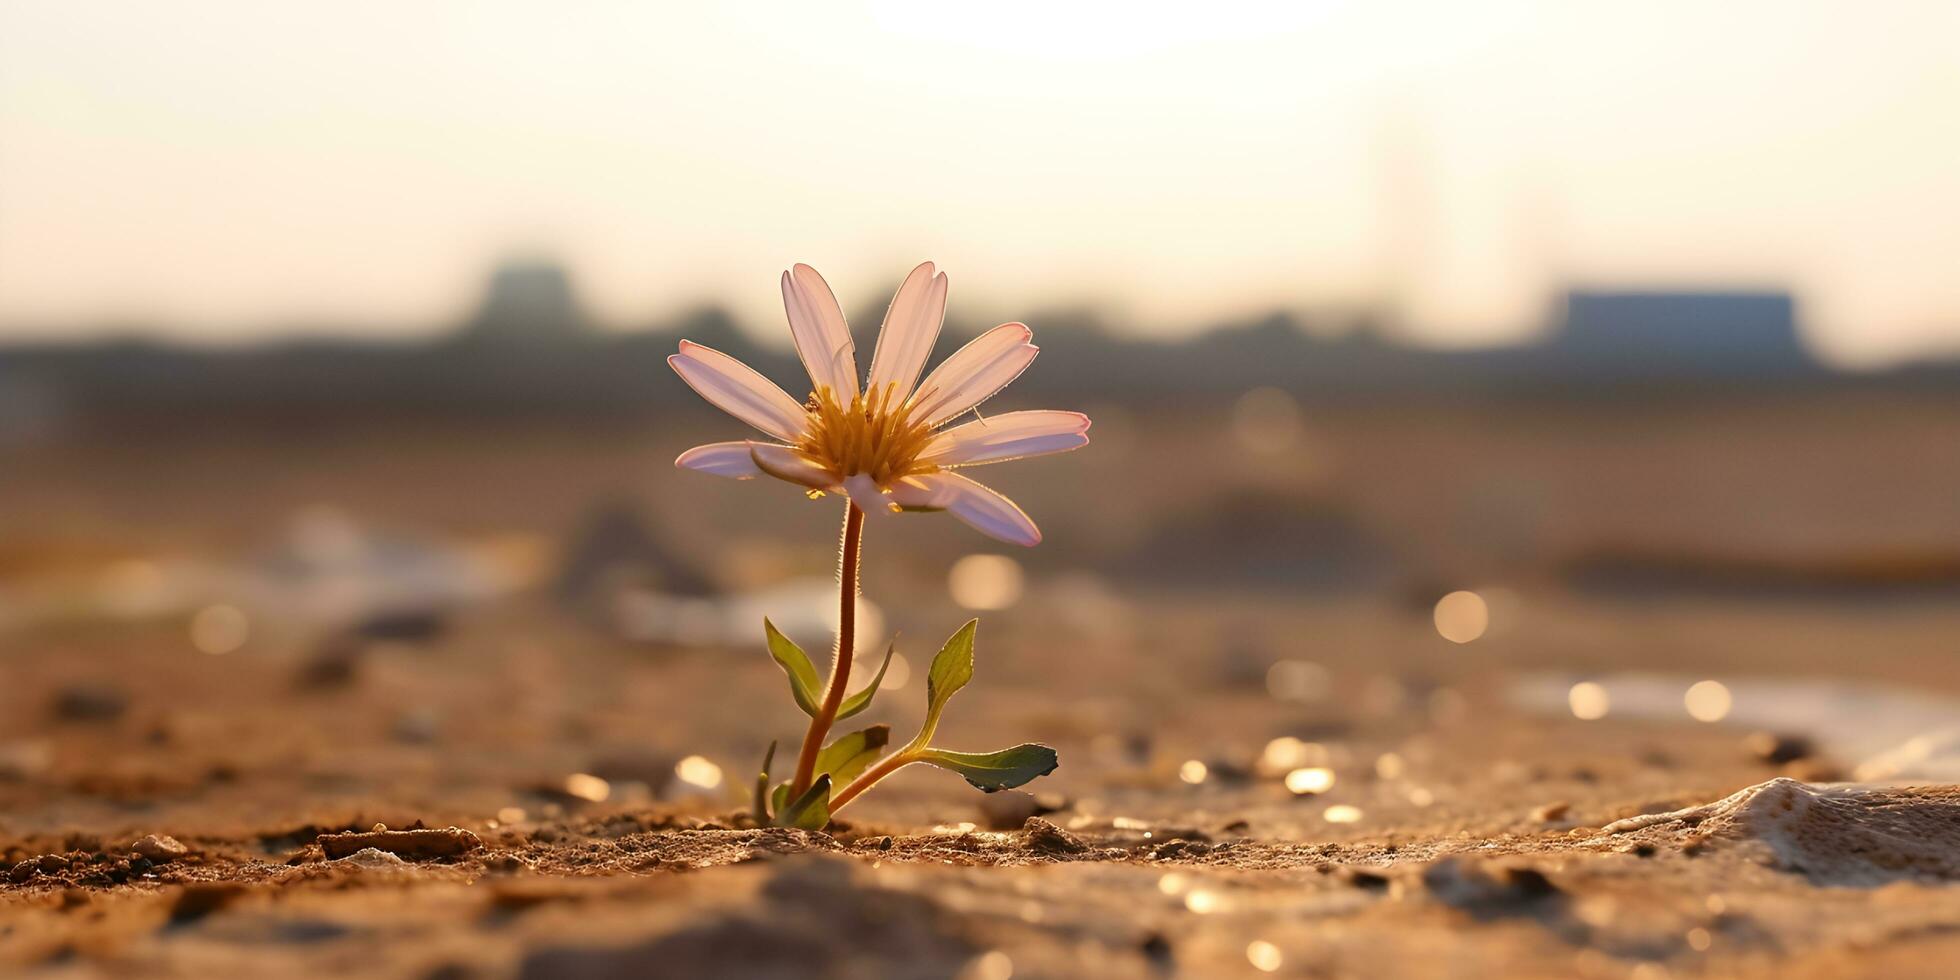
[{"x1": 797, "y1": 383, "x2": 938, "y2": 486}]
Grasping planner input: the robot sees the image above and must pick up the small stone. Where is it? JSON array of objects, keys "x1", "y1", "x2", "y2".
[
  {"x1": 36, "y1": 855, "x2": 70, "y2": 874},
  {"x1": 295, "y1": 640, "x2": 362, "y2": 689},
  {"x1": 1341, "y1": 867, "x2": 1391, "y2": 890},
  {"x1": 52, "y1": 684, "x2": 127, "y2": 722},
  {"x1": 132, "y1": 835, "x2": 189, "y2": 863},
  {"x1": 1022, "y1": 817, "x2": 1089, "y2": 855},
  {"x1": 318, "y1": 826, "x2": 482, "y2": 860},
  {"x1": 9, "y1": 860, "x2": 39, "y2": 883},
  {"x1": 1420, "y1": 856, "x2": 1561, "y2": 910},
  {"x1": 1743, "y1": 732, "x2": 1813, "y2": 766},
  {"x1": 169, "y1": 883, "x2": 246, "y2": 923},
  {"x1": 342, "y1": 847, "x2": 411, "y2": 870},
  {"x1": 1532, "y1": 802, "x2": 1571, "y2": 823}
]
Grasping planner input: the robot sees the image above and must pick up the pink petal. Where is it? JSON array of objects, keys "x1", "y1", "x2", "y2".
[
  {"x1": 907, "y1": 323, "x2": 1038, "y2": 428},
  {"x1": 675, "y1": 441, "x2": 766, "y2": 479},
  {"x1": 750, "y1": 443, "x2": 840, "y2": 490},
  {"x1": 865, "y1": 262, "x2": 947, "y2": 402},
  {"x1": 669, "y1": 341, "x2": 808, "y2": 443},
  {"x1": 887, "y1": 472, "x2": 1041, "y2": 546},
  {"x1": 920, "y1": 410, "x2": 1091, "y2": 466},
  {"x1": 781, "y1": 264, "x2": 858, "y2": 400},
  {"x1": 841, "y1": 473, "x2": 891, "y2": 515}
]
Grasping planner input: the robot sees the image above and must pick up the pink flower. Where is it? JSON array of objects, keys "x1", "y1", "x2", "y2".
[{"x1": 670, "y1": 262, "x2": 1089, "y2": 546}]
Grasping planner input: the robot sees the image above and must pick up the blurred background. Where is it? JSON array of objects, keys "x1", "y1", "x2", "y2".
[{"x1": 2, "y1": 1, "x2": 1959, "y2": 834}]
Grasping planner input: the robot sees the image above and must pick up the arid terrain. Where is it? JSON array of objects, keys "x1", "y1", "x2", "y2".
[{"x1": 4, "y1": 391, "x2": 1960, "y2": 978}]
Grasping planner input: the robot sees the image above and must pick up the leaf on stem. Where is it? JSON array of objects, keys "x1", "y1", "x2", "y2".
[
  {"x1": 925, "y1": 620, "x2": 979, "y2": 723},
  {"x1": 917, "y1": 744, "x2": 1060, "y2": 792},
  {"x1": 835, "y1": 642, "x2": 896, "y2": 721},
  {"x1": 815, "y1": 724, "x2": 890, "y2": 788},
  {"x1": 764, "y1": 618, "x2": 822, "y2": 717},
  {"x1": 775, "y1": 774, "x2": 832, "y2": 830},
  {"x1": 752, "y1": 740, "x2": 777, "y2": 823}
]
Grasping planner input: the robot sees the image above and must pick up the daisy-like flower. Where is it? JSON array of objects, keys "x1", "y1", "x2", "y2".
[{"x1": 670, "y1": 262, "x2": 1090, "y2": 546}]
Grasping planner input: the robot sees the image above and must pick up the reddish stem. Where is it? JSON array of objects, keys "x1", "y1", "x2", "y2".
[{"x1": 789, "y1": 501, "x2": 864, "y2": 798}]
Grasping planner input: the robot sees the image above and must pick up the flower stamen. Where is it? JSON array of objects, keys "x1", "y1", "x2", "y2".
[{"x1": 798, "y1": 383, "x2": 938, "y2": 487}]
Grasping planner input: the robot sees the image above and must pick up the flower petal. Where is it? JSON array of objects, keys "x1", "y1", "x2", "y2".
[
  {"x1": 841, "y1": 473, "x2": 890, "y2": 515},
  {"x1": 920, "y1": 411, "x2": 1091, "y2": 466},
  {"x1": 866, "y1": 261, "x2": 948, "y2": 402},
  {"x1": 781, "y1": 264, "x2": 858, "y2": 400},
  {"x1": 669, "y1": 341, "x2": 809, "y2": 442},
  {"x1": 750, "y1": 443, "x2": 839, "y2": 490},
  {"x1": 908, "y1": 323, "x2": 1038, "y2": 428},
  {"x1": 676, "y1": 441, "x2": 766, "y2": 479},
  {"x1": 887, "y1": 472, "x2": 1041, "y2": 546}
]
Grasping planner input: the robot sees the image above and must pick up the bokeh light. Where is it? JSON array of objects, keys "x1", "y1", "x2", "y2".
[
  {"x1": 1231, "y1": 387, "x2": 1305, "y2": 455},
  {"x1": 189, "y1": 604, "x2": 250, "y2": 655},
  {"x1": 1265, "y1": 659, "x2": 1330, "y2": 702},
  {"x1": 562, "y1": 773, "x2": 612, "y2": 803},
  {"x1": 1179, "y1": 760, "x2": 1210, "y2": 784},
  {"x1": 674, "y1": 755, "x2": 724, "y2": 790},
  {"x1": 1569, "y1": 682, "x2": 1611, "y2": 721},
  {"x1": 948, "y1": 554, "x2": 1025, "y2": 611},
  {"x1": 1323, "y1": 805, "x2": 1363, "y2": 824},
  {"x1": 1684, "y1": 681, "x2": 1733, "y2": 723},
  {"x1": 1285, "y1": 767, "x2": 1337, "y2": 795},
  {"x1": 1246, "y1": 940, "x2": 1284, "y2": 972},
  {"x1": 1432, "y1": 590, "x2": 1490, "y2": 644}
]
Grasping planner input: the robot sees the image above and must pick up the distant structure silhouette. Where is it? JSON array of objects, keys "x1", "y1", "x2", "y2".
[
  {"x1": 1546, "y1": 290, "x2": 1812, "y2": 378},
  {"x1": 455, "y1": 260, "x2": 590, "y2": 346}
]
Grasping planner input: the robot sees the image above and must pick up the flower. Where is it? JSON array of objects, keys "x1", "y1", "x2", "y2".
[{"x1": 670, "y1": 262, "x2": 1089, "y2": 546}]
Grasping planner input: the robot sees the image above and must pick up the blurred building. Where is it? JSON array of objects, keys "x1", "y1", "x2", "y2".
[
  {"x1": 1546, "y1": 290, "x2": 1813, "y2": 379},
  {"x1": 454, "y1": 261, "x2": 591, "y2": 346}
]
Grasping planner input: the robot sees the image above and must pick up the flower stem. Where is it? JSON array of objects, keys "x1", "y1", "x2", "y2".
[
  {"x1": 827, "y1": 747, "x2": 919, "y2": 816},
  {"x1": 788, "y1": 500, "x2": 865, "y2": 798}
]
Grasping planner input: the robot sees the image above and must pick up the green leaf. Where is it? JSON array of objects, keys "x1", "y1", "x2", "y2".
[
  {"x1": 814, "y1": 724, "x2": 890, "y2": 788},
  {"x1": 775, "y1": 774, "x2": 832, "y2": 830},
  {"x1": 752, "y1": 740, "x2": 777, "y2": 823},
  {"x1": 835, "y1": 643, "x2": 896, "y2": 722},
  {"x1": 771, "y1": 781, "x2": 790, "y2": 816},
  {"x1": 764, "y1": 618, "x2": 822, "y2": 717},
  {"x1": 925, "y1": 620, "x2": 979, "y2": 723},
  {"x1": 917, "y1": 744, "x2": 1059, "y2": 792}
]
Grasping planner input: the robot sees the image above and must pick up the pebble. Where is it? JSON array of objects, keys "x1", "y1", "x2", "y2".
[
  {"x1": 1418, "y1": 856, "x2": 1561, "y2": 910},
  {"x1": 1022, "y1": 817, "x2": 1089, "y2": 855},
  {"x1": 1532, "y1": 802, "x2": 1571, "y2": 823},
  {"x1": 1743, "y1": 732, "x2": 1813, "y2": 765},
  {"x1": 51, "y1": 684, "x2": 127, "y2": 722},
  {"x1": 132, "y1": 835, "x2": 190, "y2": 863},
  {"x1": 318, "y1": 826, "x2": 483, "y2": 860},
  {"x1": 169, "y1": 883, "x2": 245, "y2": 923},
  {"x1": 341, "y1": 847, "x2": 411, "y2": 869},
  {"x1": 1341, "y1": 867, "x2": 1391, "y2": 890}
]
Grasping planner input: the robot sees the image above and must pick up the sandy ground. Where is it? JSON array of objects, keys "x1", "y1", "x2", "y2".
[{"x1": 5, "y1": 398, "x2": 1960, "y2": 978}]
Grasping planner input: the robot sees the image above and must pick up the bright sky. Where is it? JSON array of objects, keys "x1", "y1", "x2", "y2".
[{"x1": 1, "y1": 1, "x2": 1955, "y2": 365}]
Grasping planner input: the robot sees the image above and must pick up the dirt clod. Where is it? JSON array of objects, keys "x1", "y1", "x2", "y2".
[
  {"x1": 1022, "y1": 817, "x2": 1089, "y2": 855},
  {"x1": 1532, "y1": 802, "x2": 1571, "y2": 823},
  {"x1": 169, "y1": 883, "x2": 246, "y2": 924},
  {"x1": 318, "y1": 826, "x2": 483, "y2": 860},
  {"x1": 132, "y1": 835, "x2": 189, "y2": 862}
]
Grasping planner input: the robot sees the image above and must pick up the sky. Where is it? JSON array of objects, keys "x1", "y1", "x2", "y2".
[{"x1": 0, "y1": 1, "x2": 1956, "y2": 366}]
